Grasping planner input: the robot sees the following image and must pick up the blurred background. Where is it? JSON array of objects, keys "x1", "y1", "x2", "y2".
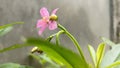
[{"x1": 0, "y1": 0, "x2": 115, "y2": 67}]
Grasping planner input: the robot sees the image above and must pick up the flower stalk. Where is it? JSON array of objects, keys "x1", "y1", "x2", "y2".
[
  {"x1": 56, "y1": 30, "x2": 65, "y2": 45},
  {"x1": 58, "y1": 24, "x2": 86, "y2": 62}
]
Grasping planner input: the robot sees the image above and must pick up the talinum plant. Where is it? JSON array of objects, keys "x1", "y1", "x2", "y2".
[{"x1": 0, "y1": 7, "x2": 120, "y2": 68}]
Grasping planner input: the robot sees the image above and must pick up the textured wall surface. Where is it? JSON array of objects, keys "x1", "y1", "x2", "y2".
[
  {"x1": 113, "y1": 0, "x2": 120, "y2": 43},
  {"x1": 0, "y1": 0, "x2": 110, "y2": 66}
]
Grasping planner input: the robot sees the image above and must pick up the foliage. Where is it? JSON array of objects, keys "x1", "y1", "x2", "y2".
[
  {"x1": 0, "y1": 63, "x2": 33, "y2": 68},
  {"x1": 0, "y1": 22, "x2": 23, "y2": 37},
  {"x1": 100, "y1": 37, "x2": 120, "y2": 68},
  {"x1": 0, "y1": 38, "x2": 89, "y2": 68},
  {"x1": 88, "y1": 43, "x2": 105, "y2": 68},
  {"x1": 1, "y1": 7, "x2": 120, "y2": 68},
  {"x1": 1, "y1": 23, "x2": 120, "y2": 68}
]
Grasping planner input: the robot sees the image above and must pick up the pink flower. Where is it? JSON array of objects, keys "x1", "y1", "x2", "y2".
[{"x1": 37, "y1": 7, "x2": 59, "y2": 35}]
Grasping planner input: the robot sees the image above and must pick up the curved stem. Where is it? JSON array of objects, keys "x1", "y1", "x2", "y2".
[
  {"x1": 56, "y1": 30, "x2": 65, "y2": 45},
  {"x1": 46, "y1": 33, "x2": 57, "y2": 42},
  {"x1": 58, "y1": 24, "x2": 86, "y2": 62}
]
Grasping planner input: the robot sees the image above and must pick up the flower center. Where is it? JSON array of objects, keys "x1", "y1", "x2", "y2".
[
  {"x1": 43, "y1": 17, "x2": 49, "y2": 23},
  {"x1": 50, "y1": 14, "x2": 58, "y2": 21}
]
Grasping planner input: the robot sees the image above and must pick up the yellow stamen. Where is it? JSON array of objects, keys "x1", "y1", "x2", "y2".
[{"x1": 50, "y1": 14, "x2": 58, "y2": 21}]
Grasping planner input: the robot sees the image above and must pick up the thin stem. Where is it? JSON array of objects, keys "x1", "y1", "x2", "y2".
[
  {"x1": 58, "y1": 24, "x2": 86, "y2": 62},
  {"x1": 56, "y1": 30, "x2": 65, "y2": 45},
  {"x1": 46, "y1": 33, "x2": 57, "y2": 42}
]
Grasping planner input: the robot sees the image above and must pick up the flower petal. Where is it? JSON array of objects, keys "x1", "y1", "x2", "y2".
[
  {"x1": 40, "y1": 7, "x2": 49, "y2": 17},
  {"x1": 36, "y1": 19, "x2": 47, "y2": 28},
  {"x1": 38, "y1": 24, "x2": 47, "y2": 35},
  {"x1": 52, "y1": 8, "x2": 59, "y2": 14},
  {"x1": 48, "y1": 21, "x2": 57, "y2": 30}
]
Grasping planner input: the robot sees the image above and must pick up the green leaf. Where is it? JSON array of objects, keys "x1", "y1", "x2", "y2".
[
  {"x1": 0, "y1": 22, "x2": 24, "y2": 29},
  {"x1": 101, "y1": 37, "x2": 115, "y2": 47},
  {"x1": 0, "y1": 22, "x2": 24, "y2": 37},
  {"x1": 26, "y1": 38, "x2": 89, "y2": 68},
  {"x1": 101, "y1": 44, "x2": 120, "y2": 68},
  {"x1": 0, "y1": 63, "x2": 33, "y2": 68},
  {"x1": 30, "y1": 53, "x2": 60, "y2": 68},
  {"x1": 115, "y1": 54, "x2": 120, "y2": 62},
  {"x1": 96, "y1": 43, "x2": 105, "y2": 68},
  {"x1": 0, "y1": 26, "x2": 13, "y2": 37},
  {"x1": 0, "y1": 43, "x2": 28, "y2": 53},
  {"x1": 0, "y1": 38, "x2": 89, "y2": 68},
  {"x1": 106, "y1": 61, "x2": 120, "y2": 68},
  {"x1": 38, "y1": 54, "x2": 59, "y2": 66},
  {"x1": 88, "y1": 45, "x2": 96, "y2": 67}
]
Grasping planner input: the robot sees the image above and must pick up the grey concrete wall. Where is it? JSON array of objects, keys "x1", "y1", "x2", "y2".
[
  {"x1": 113, "y1": 0, "x2": 120, "y2": 43},
  {"x1": 0, "y1": 0, "x2": 110, "y2": 66}
]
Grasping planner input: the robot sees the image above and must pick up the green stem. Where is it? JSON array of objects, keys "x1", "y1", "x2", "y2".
[
  {"x1": 46, "y1": 33, "x2": 57, "y2": 42},
  {"x1": 56, "y1": 30, "x2": 65, "y2": 45},
  {"x1": 58, "y1": 24, "x2": 86, "y2": 62}
]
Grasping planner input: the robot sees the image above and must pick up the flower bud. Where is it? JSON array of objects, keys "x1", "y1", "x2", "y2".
[{"x1": 50, "y1": 14, "x2": 58, "y2": 21}]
